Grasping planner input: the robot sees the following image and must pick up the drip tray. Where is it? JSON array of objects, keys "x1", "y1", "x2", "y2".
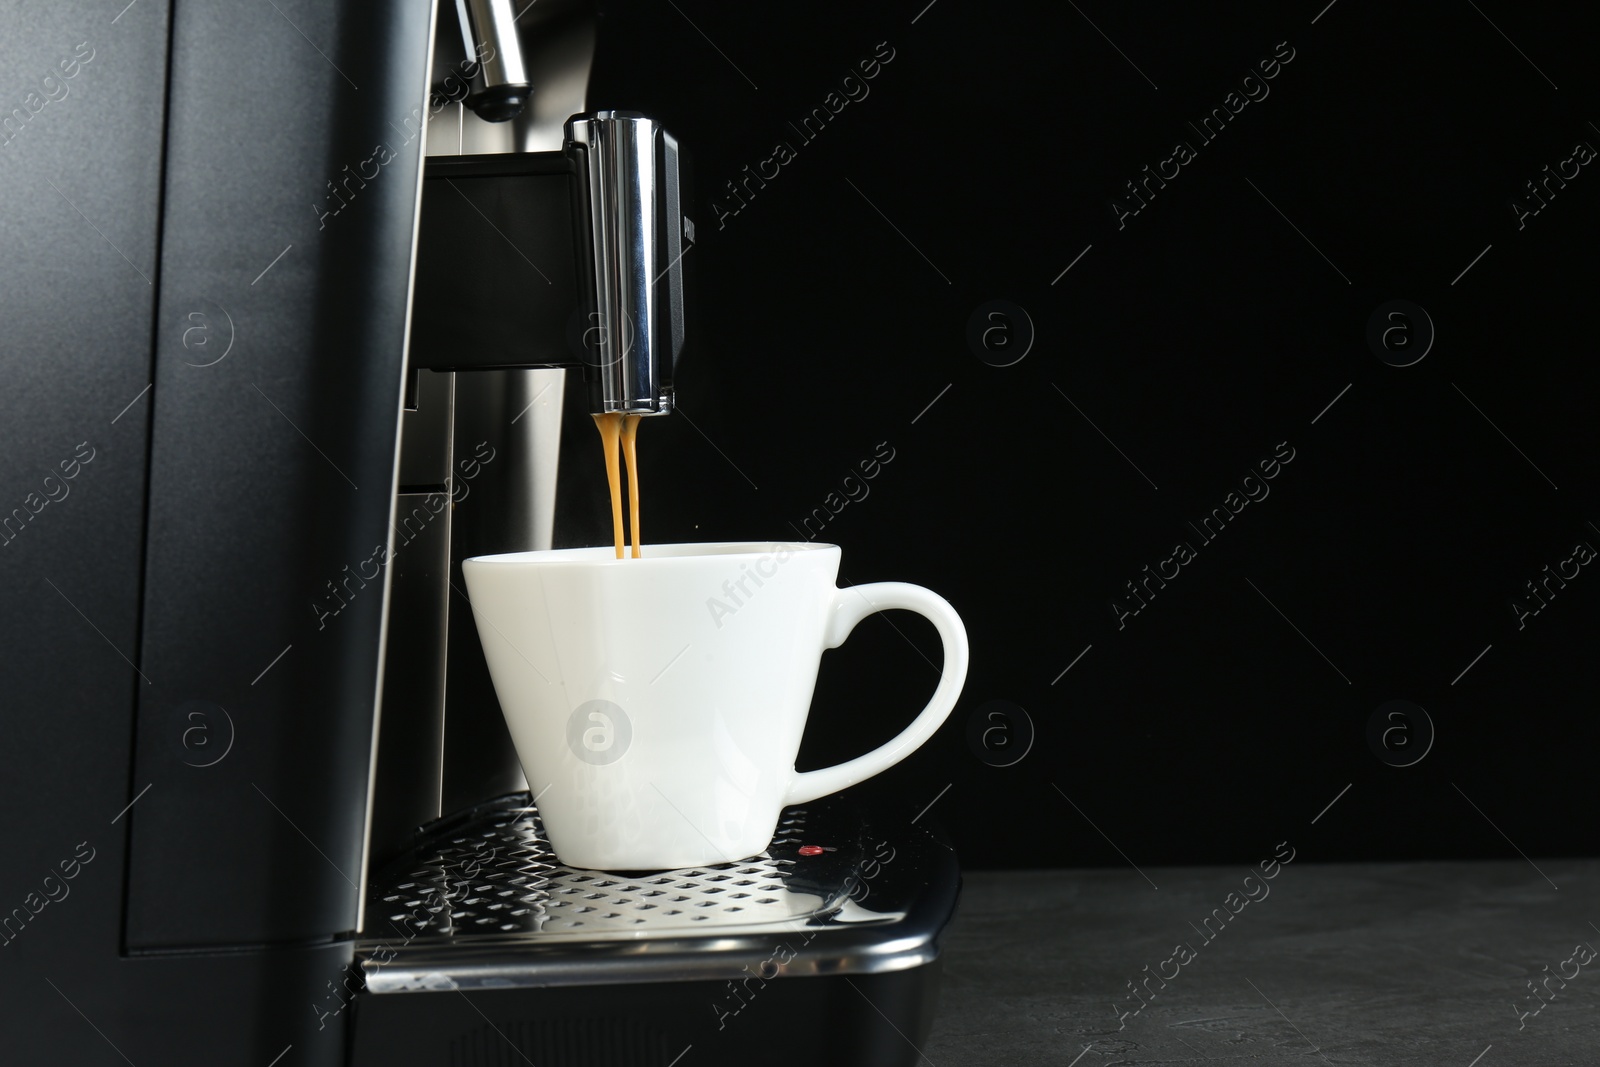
[{"x1": 357, "y1": 793, "x2": 958, "y2": 993}]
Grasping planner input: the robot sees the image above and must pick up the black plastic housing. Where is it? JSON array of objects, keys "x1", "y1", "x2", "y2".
[{"x1": 408, "y1": 153, "x2": 583, "y2": 373}]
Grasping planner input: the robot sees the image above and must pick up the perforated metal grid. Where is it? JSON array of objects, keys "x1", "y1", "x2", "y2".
[{"x1": 373, "y1": 807, "x2": 838, "y2": 940}]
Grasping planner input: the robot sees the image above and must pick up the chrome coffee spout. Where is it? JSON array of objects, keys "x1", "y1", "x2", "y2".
[{"x1": 566, "y1": 111, "x2": 689, "y2": 416}]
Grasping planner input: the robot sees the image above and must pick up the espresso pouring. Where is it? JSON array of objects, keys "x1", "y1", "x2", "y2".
[{"x1": 593, "y1": 413, "x2": 643, "y2": 559}]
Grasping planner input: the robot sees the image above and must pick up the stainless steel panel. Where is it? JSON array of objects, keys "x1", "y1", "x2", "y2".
[
  {"x1": 371, "y1": 370, "x2": 456, "y2": 867},
  {"x1": 370, "y1": 490, "x2": 454, "y2": 861},
  {"x1": 399, "y1": 369, "x2": 457, "y2": 487},
  {"x1": 440, "y1": 369, "x2": 547, "y2": 814}
]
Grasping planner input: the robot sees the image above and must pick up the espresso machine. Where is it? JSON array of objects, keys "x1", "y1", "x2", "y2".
[{"x1": 0, "y1": 2, "x2": 955, "y2": 1064}]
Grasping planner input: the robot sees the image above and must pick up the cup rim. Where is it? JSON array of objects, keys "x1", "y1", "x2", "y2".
[{"x1": 464, "y1": 540, "x2": 837, "y2": 568}]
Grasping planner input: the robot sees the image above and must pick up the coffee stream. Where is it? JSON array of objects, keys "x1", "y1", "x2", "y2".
[
  {"x1": 620, "y1": 414, "x2": 641, "y2": 556},
  {"x1": 592, "y1": 413, "x2": 643, "y2": 559}
]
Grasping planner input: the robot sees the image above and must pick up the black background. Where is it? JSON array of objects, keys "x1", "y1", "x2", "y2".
[{"x1": 559, "y1": 0, "x2": 1600, "y2": 870}]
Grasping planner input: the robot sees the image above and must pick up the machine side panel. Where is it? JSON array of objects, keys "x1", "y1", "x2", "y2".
[{"x1": 124, "y1": 0, "x2": 437, "y2": 947}]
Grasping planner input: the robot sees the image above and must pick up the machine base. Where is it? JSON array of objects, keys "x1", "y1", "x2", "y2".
[{"x1": 350, "y1": 792, "x2": 958, "y2": 1066}]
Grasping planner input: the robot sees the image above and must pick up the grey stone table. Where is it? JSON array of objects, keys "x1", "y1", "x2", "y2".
[{"x1": 925, "y1": 860, "x2": 1600, "y2": 1066}]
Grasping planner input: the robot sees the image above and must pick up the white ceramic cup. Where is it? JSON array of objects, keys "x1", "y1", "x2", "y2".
[{"x1": 461, "y1": 541, "x2": 968, "y2": 870}]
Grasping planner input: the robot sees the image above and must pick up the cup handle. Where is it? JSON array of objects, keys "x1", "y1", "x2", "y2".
[{"x1": 784, "y1": 582, "x2": 969, "y2": 806}]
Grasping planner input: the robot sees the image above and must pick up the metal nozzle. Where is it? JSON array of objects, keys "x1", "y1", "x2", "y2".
[
  {"x1": 565, "y1": 112, "x2": 689, "y2": 416},
  {"x1": 455, "y1": 0, "x2": 531, "y2": 121}
]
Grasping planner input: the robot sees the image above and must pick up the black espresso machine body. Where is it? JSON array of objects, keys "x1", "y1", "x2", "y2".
[{"x1": 0, "y1": 2, "x2": 957, "y2": 1064}]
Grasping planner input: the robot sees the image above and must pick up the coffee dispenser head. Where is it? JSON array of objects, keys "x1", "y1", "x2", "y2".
[{"x1": 566, "y1": 111, "x2": 689, "y2": 416}]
